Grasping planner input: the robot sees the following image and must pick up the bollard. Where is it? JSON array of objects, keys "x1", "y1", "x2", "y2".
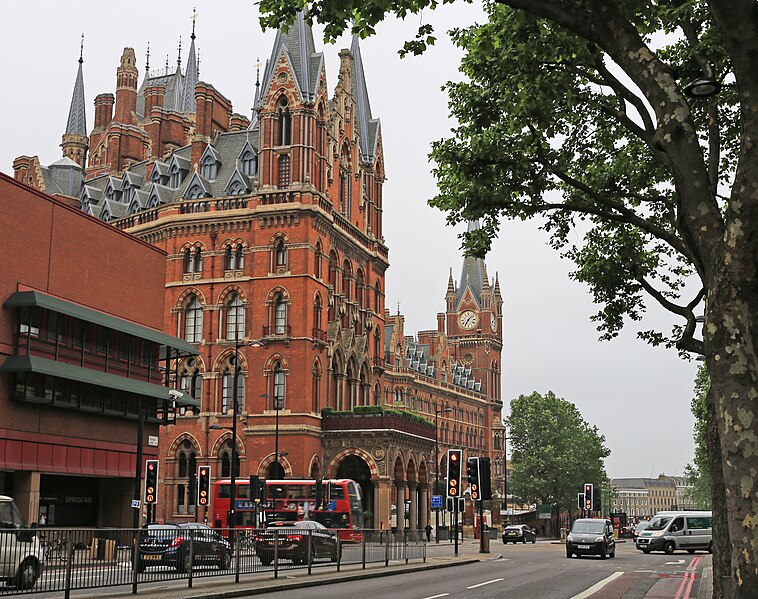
[
  {"x1": 273, "y1": 530, "x2": 279, "y2": 579},
  {"x1": 234, "y1": 532, "x2": 241, "y2": 584},
  {"x1": 362, "y1": 531, "x2": 367, "y2": 569},
  {"x1": 187, "y1": 533, "x2": 194, "y2": 588},
  {"x1": 307, "y1": 530, "x2": 313, "y2": 575}
]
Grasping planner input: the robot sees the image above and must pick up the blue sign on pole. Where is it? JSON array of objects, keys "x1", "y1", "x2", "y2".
[
  {"x1": 327, "y1": 500, "x2": 336, "y2": 511},
  {"x1": 431, "y1": 495, "x2": 443, "y2": 509}
]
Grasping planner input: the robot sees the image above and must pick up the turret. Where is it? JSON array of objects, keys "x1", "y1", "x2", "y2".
[{"x1": 114, "y1": 48, "x2": 138, "y2": 124}]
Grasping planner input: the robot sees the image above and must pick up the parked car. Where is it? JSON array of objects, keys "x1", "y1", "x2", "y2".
[
  {"x1": 135, "y1": 523, "x2": 231, "y2": 572},
  {"x1": 255, "y1": 520, "x2": 338, "y2": 565},
  {"x1": 502, "y1": 524, "x2": 536, "y2": 544},
  {"x1": 566, "y1": 518, "x2": 615, "y2": 559},
  {"x1": 0, "y1": 496, "x2": 44, "y2": 589}
]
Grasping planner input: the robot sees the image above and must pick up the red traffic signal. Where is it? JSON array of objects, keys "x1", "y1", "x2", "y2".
[
  {"x1": 584, "y1": 483, "x2": 594, "y2": 511},
  {"x1": 447, "y1": 449, "x2": 462, "y2": 498},
  {"x1": 198, "y1": 466, "x2": 211, "y2": 506},
  {"x1": 145, "y1": 459, "x2": 159, "y2": 504}
]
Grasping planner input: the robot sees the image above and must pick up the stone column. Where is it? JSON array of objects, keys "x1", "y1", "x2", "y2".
[
  {"x1": 419, "y1": 483, "x2": 430, "y2": 530},
  {"x1": 374, "y1": 478, "x2": 393, "y2": 531},
  {"x1": 408, "y1": 482, "x2": 418, "y2": 530},
  {"x1": 14, "y1": 471, "x2": 41, "y2": 526},
  {"x1": 395, "y1": 481, "x2": 406, "y2": 530}
]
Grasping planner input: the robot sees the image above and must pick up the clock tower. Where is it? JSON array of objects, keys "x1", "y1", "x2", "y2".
[{"x1": 445, "y1": 221, "x2": 503, "y2": 405}]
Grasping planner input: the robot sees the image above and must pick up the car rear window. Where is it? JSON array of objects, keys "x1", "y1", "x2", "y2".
[{"x1": 571, "y1": 522, "x2": 604, "y2": 534}]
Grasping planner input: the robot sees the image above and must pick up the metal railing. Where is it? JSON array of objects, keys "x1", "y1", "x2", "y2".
[{"x1": 0, "y1": 527, "x2": 426, "y2": 596}]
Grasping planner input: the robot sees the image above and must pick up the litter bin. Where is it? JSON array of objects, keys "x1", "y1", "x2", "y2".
[{"x1": 91, "y1": 537, "x2": 117, "y2": 561}]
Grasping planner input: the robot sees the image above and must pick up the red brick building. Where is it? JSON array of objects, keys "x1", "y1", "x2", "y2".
[
  {"x1": 0, "y1": 172, "x2": 195, "y2": 527},
  {"x1": 12, "y1": 11, "x2": 505, "y2": 529}
]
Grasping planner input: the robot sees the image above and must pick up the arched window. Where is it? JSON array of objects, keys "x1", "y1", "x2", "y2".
[
  {"x1": 224, "y1": 246, "x2": 233, "y2": 270},
  {"x1": 219, "y1": 439, "x2": 239, "y2": 478},
  {"x1": 374, "y1": 330, "x2": 381, "y2": 362},
  {"x1": 228, "y1": 180, "x2": 246, "y2": 196},
  {"x1": 221, "y1": 356, "x2": 245, "y2": 414},
  {"x1": 342, "y1": 260, "x2": 352, "y2": 301},
  {"x1": 275, "y1": 238, "x2": 287, "y2": 268},
  {"x1": 184, "y1": 295, "x2": 203, "y2": 342},
  {"x1": 312, "y1": 360, "x2": 321, "y2": 413},
  {"x1": 313, "y1": 295, "x2": 322, "y2": 333},
  {"x1": 314, "y1": 241, "x2": 322, "y2": 279},
  {"x1": 225, "y1": 292, "x2": 245, "y2": 341},
  {"x1": 194, "y1": 247, "x2": 203, "y2": 274},
  {"x1": 272, "y1": 361, "x2": 285, "y2": 410},
  {"x1": 277, "y1": 154, "x2": 291, "y2": 188},
  {"x1": 241, "y1": 149, "x2": 256, "y2": 176},
  {"x1": 175, "y1": 439, "x2": 197, "y2": 514},
  {"x1": 235, "y1": 244, "x2": 244, "y2": 270},
  {"x1": 180, "y1": 359, "x2": 202, "y2": 413},
  {"x1": 201, "y1": 154, "x2": 218, "y2": 180},
  {"x1": 374, "y1": 282, "x2": 381, "y2": 312},
  {"x1": 355, "y1": 270, "x2": 364, "y2": 308},
  {"x1": 277, "y1": 96, "x2": 291, "y2": 146},
  {"x1": 186, "y1": 184, "x2": 205, "y2": 199},
  {"x1": 183, "y1": 248, "x2": 194, "y2": 273},
  {"x1": 274, "y1": 294, "x2": 287, "y2": 335}
]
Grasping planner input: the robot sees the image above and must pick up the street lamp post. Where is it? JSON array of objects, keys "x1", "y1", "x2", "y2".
[
  {"x1": 434, "y1": 406, "x2": 453, "y2": 544},
  {"x1": 210, "y1": 337, "x2": 264, "y2": 540},
  {"x1": 274, "y1": 395, "x2": 283, "y2": 478}
]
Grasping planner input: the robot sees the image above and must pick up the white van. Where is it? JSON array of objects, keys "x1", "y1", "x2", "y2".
[
  {"x1": 0, "y1": 496, "x2": 44, "y2": 588},
  {"x1": 635, "y1": 510, "x2": 712, "y2": 555}
]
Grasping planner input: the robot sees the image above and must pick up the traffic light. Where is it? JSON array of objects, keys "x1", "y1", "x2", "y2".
[
  {"x1": 249, "y1": 475, "x2": 260, "y2": 501},
  {"x1": 467, "y1": 457, "x2": 481, "y2": 501},
  {"x1": 447, "y1": 449, "x2": 462, "y2": 498},
  {"x1": 315, "y1": 478, "x2": 323, "y2": 508},
  {"x1": 578, "y1": 493, "x2": 585, "y2": 509},
  {"x1": 478, "y1": 458, "x2": 492, "y2": 500},
  {"x1": 584, "y1": 483, "x2": 594, "y2": 511},
  {"x1": 145, "y1": 460, "x2": 159, "y2": 504},
  {"x1": 198, "y1": 466, "x2": 211, "y2": 506},
  {"x1": 593, "y1": 486, "x2": 601, "y2": 512}
]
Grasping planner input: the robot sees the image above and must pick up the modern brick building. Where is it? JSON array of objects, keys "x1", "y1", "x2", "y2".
[
  {"x1": 12, "y1": 11, "x2": 505, "y2": 529},
  {"x1": 0, "y1": 172, "x2": 196, "y2": 527}
]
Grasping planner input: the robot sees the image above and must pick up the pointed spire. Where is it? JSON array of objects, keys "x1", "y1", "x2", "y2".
[
  {"x1": 446, "y1": 268, "x2": 456, "y2": 295},
  {"x1": 258, "y1": 10, "x2": 320, "y2": 106},
  {"x1": 145, "y1": 42, "x2": 150, "y2": 74},
  {"x1": 181, "y1": 10, "x2": 198, "y2": 113},
  {"x1": 64, "y1": 34, "x2": 87, "y2": 137},
  {"x1": 455, "y1": 220, "x2": 488, "y2": 310},
  {"x1": 350, "y1": 35, "x2": 380, "y2": 164},
  {"x1": 177, "y1": 36, "x2": 182, "y2": 69}
]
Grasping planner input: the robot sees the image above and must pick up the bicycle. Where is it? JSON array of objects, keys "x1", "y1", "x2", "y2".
[{"x1": 41, "y1": 534, "x2": 69, "y2": 562}]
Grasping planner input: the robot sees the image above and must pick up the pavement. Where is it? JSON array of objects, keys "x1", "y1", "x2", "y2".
[{"x1": 63, "y1": 539, "x2": 715, "y2": 599}]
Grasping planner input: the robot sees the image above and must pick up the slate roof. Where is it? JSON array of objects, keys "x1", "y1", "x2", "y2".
[
  {"x1": 181, "y1": 35, "x2": 198, "y2": 113},
  {"x1": 258, "y1": 10, "x2": 324, "y2": 105},
  {"x1": 350, "y1": 36, "x2": 381, "y2": 165}
]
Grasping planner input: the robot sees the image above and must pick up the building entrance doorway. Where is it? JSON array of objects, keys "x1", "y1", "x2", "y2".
[{"x1": 335, "y1": 454, "x2": 372, "y2": 527}]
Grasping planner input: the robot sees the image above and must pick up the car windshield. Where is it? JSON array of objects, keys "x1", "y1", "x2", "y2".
[
  {"x1": 571, "y1": 522, "x2": 604, "y2": 534},
  {"x1": 646, "y1": 516, "x2": 671, "y2": 531},
  {"x1": 635, "y1": 522, "x2": 650, "y2": 533}
]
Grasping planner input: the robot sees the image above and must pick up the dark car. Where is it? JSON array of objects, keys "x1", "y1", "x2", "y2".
[
  {"x1": 255, "y1": 520, "x2": 338, "y2": 566},
  {"x1": 566, "y1": 518, "x2": 615, "y2": 559},
  {"x1": 502, "y1": 524, "x2": 537, "y2": 544},
  {"x1": 135, "y1": 523, "x2": 231, "y2": 572}
]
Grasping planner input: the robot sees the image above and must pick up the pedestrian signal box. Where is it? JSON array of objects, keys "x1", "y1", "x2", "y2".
[
  {"x1": 145, "y1": 460, "x2": 159, "y2": 504},
  {"x1": 447, "y1": 449, "x2": 462, "y2": 498},
  {"x1": 197, "y1": 466, "x2": 211, "y2": 506}
]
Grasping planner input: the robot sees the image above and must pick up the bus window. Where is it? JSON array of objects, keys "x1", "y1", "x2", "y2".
[{"x1": 315, "y1": 512, "x2": 350, "y2": 528}]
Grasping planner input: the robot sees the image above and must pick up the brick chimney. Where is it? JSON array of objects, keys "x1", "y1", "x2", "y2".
[{"x1": 114, "y1": 48, "x2": 138, "y2": 124}]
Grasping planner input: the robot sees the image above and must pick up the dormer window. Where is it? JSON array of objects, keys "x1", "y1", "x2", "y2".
[
  {"x1": 186, "y1": 184, "x2": 205, "y2": 199},
  {"x1": 170, "y1": 165, "x2": 182, "y2": 189},
  {"x1": 228, "y1": 181, "x2": 246, "y2": 196},
  {"x1": 201, "y1": 154, "x2": 218, "y2": 180},
  {"x1": 277, "y1": 96, "x2": 291, "y2": 146},
  {"x1": 240, "y1": 150, "x2": 256, "y2": 176}
]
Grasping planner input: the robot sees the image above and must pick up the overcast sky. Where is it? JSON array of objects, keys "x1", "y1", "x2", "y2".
[{"x1": 0, "y1": 1, "x2": 699, "y2": 479}]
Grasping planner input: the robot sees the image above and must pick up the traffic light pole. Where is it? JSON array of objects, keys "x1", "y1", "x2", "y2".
[
  {"x1": 478, "y1": 498, "x2": 487, "y2": 553},
  {"x1": 453, "y1": 498, "x2": 459, "y2": 556}
]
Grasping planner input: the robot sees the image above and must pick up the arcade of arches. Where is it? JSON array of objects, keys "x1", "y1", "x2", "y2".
[{"x1": 322, "y1": 436, "x2": 433, "y2": 530}]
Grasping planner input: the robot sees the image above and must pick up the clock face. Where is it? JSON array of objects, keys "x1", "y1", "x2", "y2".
[
  {"x1": 490, "y1": 313, "x2": 497, "y2": 331},
  {"x1": 459, "y1": 310, "x2": 478, "y2": 330}
]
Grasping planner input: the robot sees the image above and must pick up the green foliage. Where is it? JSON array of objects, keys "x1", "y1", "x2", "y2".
[
  {"x1": 321, "y1": 405, "x2": 434, "y2": 427},
  {"x1": 684, "y1": 365, "x2": 712, "y2": 508},
  {"x1": 506, "y1": 391, "x2": 610, "y2": 513}
]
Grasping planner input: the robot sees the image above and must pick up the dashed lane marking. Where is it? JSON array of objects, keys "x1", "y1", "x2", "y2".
[
  {"x1": 467, "y1": 578, "x2": 504, "y2": 589},
  {"x1": 569, "y1": 572, "x2": 625, "y2": 599},
  {"x1": 421, "y1": 594, "x2": 449, "y2": 599}
]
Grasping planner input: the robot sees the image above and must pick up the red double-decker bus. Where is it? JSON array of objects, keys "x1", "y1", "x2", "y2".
[{"x1": 212, "y1": 478, "x2": 364, "y2": 541}]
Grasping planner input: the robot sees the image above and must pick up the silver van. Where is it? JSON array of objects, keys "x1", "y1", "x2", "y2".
[
  {"x1": 635, "y1": 510, "x2": 712, "y2": 555},
  {"x1": 0, "y1": 496, "x2": 45, "y2": 588}
]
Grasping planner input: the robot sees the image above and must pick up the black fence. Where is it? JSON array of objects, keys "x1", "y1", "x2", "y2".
[{"x1": 0, "y1": 527, "x2": 427, "y2": 597}]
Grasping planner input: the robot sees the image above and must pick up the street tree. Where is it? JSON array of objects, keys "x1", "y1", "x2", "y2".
[
  {"x1": 685, "y1": 366, "x2": 712, "y2": 509},
  {"x1": 259, "y1": 2, "x2": 758, "y2": 595},
  {"x1": 506, "y1": 391, "x2": 609, "y2": 521}
]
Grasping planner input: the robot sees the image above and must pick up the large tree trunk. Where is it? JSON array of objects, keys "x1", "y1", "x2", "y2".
[
  {"x1": 707, "y1": 386, "x2": 731, "y2": 599},
  {"x1": 707, "y1": 300, "x2": 758, "y2": 598}
]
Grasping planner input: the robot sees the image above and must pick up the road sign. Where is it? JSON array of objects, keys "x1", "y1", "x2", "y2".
[
  {"x1": 431, "y1": 495, "x2": 443, "y2": 509},
  {"x1": 327, "y1": 500, "x2": 336, "y2": 511},
  {"x1": 131, "y1": 500, "x2": 141, "y2": 509}
]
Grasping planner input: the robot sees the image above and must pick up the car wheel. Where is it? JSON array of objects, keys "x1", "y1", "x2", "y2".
[
  {"x1": 532, "y1": 537, "x2": 536, "y2": 544},
  {"x1": 218, "y1": 549, "x2": 231, "y2": 570},
  {"x1": 600, "y1": 543, "x2": 608, "y2": 559},
  {"x1": 13, "y1": 558, "x2": 40, "y2": 590},
  {"x1": 642, "y1": 549, "x2": 651, "y2": 554},
  {"x1": 522, "y1": 538, "x2": 527, "y2": 544},
  {"x1": 664, "y1": 541, "x2": 675, "y2": 555}
]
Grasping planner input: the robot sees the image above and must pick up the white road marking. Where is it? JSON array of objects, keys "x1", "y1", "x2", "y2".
[
  {"x1": 665, "y1": 559, "x2": 686, "y2": 565},
  {"x1": 467, "y1": 578, "x2": 504, "y2": 589},
  {"x1": 421, "y1": 594, "x2": 449, "y2": 599},
  {"x1": 570, "y1": 572, "x2": 624, "y2": 599}
]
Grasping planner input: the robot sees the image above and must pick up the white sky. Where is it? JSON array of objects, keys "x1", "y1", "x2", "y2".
[{"x1": 0, "y1": 1, "x2": 699, "y2": 479}]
